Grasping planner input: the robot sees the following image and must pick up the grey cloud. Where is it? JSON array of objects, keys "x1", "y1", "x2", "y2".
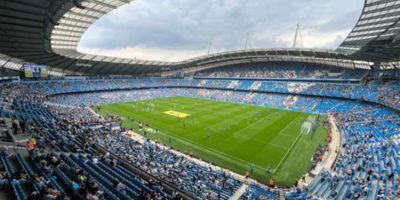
[{"x1": 79, "y1": 0, "x2": 363, "y2": 52}]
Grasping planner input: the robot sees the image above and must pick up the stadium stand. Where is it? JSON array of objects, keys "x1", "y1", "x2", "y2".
[
  {"x1": 0, "y1": 75, "x2": 398, "y2": 199},
  {"x1": 23, "y1": 78, "x2": 399, "y2": 110}
]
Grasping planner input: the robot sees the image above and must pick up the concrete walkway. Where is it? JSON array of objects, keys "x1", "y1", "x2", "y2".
[{"x1": 229, "y1": 183, "x2": 248, "y2": 200}]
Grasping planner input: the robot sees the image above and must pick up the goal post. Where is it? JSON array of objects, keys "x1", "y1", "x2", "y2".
[{"x1": 301, "y1": 116, "x2": 317, "y2": 135}]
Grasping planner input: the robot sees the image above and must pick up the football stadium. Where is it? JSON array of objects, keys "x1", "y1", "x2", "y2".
[{"x1": 0, "y1": 0, "x2": 399, "y2": 200}]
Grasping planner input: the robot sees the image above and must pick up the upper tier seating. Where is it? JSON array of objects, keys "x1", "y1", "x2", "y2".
[{"x1": 194, "y1": 62, "x2": 368, "y2": 80}]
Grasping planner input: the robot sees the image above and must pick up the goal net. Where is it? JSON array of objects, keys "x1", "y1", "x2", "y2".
[{"x1": 301, "y1": 116, "x2": 317, "y2": 135}]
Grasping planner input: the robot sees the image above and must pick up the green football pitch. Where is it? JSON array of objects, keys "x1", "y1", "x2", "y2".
[{"x1": 97, "y1": 96, "x2": 328, "y2": 186}]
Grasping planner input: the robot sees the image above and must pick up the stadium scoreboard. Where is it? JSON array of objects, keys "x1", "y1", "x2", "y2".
[{"x1": 24, "y1": 63, "x2": 48, "y2": 78}]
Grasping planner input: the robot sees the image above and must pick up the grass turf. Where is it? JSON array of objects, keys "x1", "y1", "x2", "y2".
[{"x1": 97, "y1": 96, "x2": 328, "y2": 186}]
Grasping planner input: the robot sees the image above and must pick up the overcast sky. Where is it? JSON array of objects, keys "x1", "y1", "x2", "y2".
[{"x1": 78, "y1": 0, "x2": 363, "y2": 62}]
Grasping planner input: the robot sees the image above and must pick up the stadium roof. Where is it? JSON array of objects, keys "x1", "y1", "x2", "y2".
[
  {"x1": 1, "y1": 0, "x2": 396, "y2": 76},
  {"x1": 338, "y1": 0, "x2": 400, "y2": 63}
]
